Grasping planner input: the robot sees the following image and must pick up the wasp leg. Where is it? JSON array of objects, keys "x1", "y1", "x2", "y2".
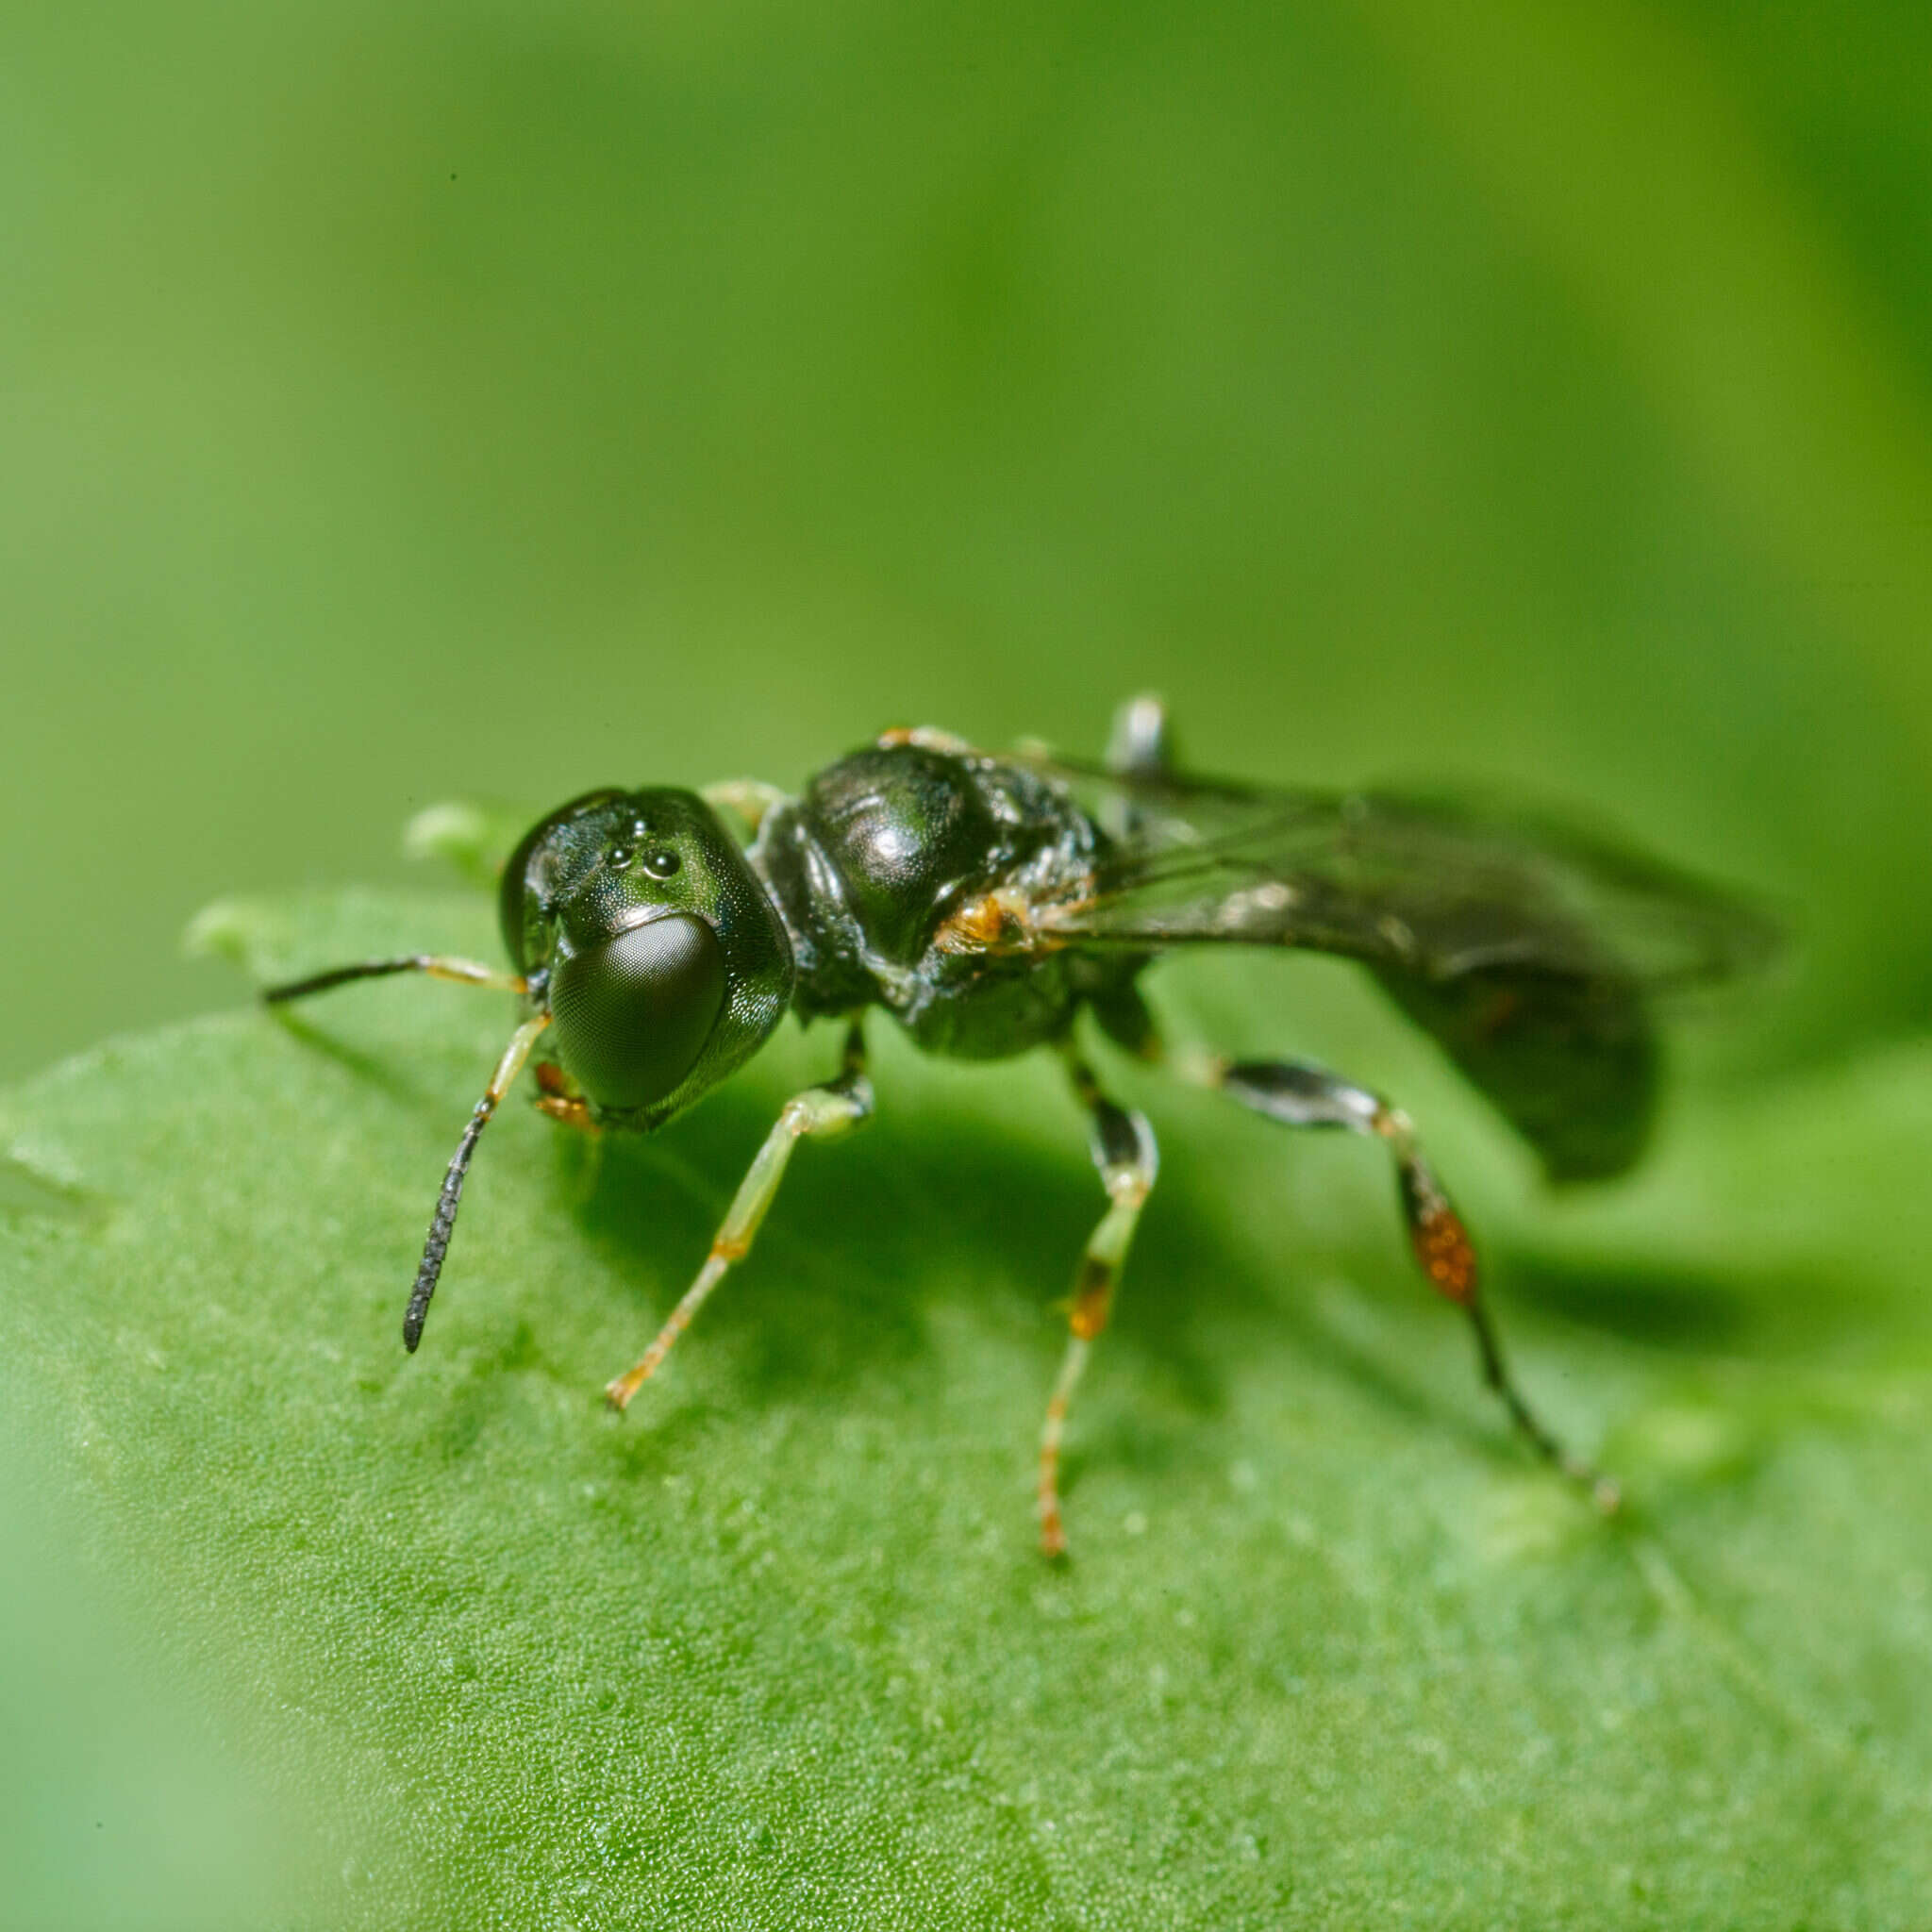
[
  {"x1": 700, "y1": 777, "x2": 791, "y2": 841},
  {"x1": 1105, "y1": 691, "x2": 1174, "y2": 780},
  {"x1": 603, "y1": 1022, "x2": 873, "y2": 1412},
  {"x1": 534, "y1": 1061, "x2": 600, "y2": 1134},
  {"x1": 876, "y1": 724, "x2": 974, "y2": 755},
  {"x1": 1101, "y1": 693, "x2": 1177, "y2": 844},
  {"x1": 1038, "y1": 1057, "x2": 1160, "y2": 1558},
  {"x1": 262, "y1": 955, "x2": 525, "y2": 1003},
  {"x1": 1188, "y1": 1053, "x2": 1618, "y2": 1511}
]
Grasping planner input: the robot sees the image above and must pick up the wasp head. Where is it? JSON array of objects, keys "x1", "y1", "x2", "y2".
[{"x1": 500, "y1": 789, "x2": 794, "y2": 1126}]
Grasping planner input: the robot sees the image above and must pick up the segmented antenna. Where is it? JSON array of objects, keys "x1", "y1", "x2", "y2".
[
  {"x1": 403, "y1": 1012, "x2": 549, "y2": 1352},
  {"x1": 265, "y1": 958, "x2": 430, "y2": 1003}
]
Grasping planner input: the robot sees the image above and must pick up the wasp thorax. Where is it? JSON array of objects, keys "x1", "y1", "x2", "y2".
[{"x1": 548, "y1": 912, "x2": 726, "y2": 1111}]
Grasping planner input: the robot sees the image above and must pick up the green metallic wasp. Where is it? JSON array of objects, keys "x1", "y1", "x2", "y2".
[{"x1": 262, "y1": 699, "x2": 1771, "y2": 1553}]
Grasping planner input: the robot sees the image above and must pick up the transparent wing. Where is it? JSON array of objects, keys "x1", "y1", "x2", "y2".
[
  {"x1": 1022, "y1": 757, "x2": 1779, "y2": 1182},
  {"x1": 1026, "y1": 758, "x2": 1774, "y2": 986}
]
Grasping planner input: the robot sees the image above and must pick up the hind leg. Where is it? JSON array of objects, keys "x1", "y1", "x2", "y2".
[
  {"x1": 1037, "y1": 1054, "x2": 1160, "y2": 1557},
  {"x1": 1186, "y1": 1051, "x2": 1616, "y2": 1509}
]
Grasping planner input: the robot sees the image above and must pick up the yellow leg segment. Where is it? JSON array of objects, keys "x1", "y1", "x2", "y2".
[{"x1": 604, "y1": 1026, "x2": 871, "y2": 1411}]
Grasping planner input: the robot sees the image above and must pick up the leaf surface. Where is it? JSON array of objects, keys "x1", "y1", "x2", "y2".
[{"x1": 2, "y1": 890, "x2": 1927, "y2": 1928}]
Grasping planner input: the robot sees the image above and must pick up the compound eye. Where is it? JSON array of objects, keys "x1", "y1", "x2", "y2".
[{"x1": 548, "y1": 913, "x2": 725, "y2": 1112}]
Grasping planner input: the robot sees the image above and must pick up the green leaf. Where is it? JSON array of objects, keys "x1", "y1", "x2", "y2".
[{"x1": 3, "y1": 889, "x2": 1928, "y2": 1928}]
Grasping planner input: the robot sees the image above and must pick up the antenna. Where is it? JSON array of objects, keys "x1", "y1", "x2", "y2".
[{"x1": 403, "y1": 1012, "x2": 549, "y2": 1351}]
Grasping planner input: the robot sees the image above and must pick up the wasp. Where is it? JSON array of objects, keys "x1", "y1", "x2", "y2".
[{"x1": 261, "y1": 699, "x2": 1772, "y2": 1552}]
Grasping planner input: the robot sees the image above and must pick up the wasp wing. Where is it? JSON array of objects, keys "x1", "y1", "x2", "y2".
[{"x1": 1022, "y1": 758, "x2": 1777, "y2": 1183}]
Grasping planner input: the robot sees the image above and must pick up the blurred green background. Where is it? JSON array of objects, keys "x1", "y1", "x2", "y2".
[
  {"x1": 8, "y1": 1, "x2": 1932, "y2": 1924},
  {"x1": 8, "y1": 0, "x2": 1932, "y2": 1088}
]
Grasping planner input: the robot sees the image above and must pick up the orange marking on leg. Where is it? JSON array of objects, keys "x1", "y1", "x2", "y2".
[
  {"x1": 709, "y1": 1236, "x2": 749, "y2": 1263},
  {"x1": 607, "y1": 1300, "x2": 696, "y2": 1407},
  {"x1": 605, "y1": 1250, "x2": 734, "y2": 1410},
  {"x1": 1039, "y1": 1497, "x2": 1067, "y2": 1559},
  {"x1": 1412, "y1": 1204, "x2": 1478, "y2": 1305},
  {"x1": 1069, "y1": 1270, "x2": 1113, "y2": 1341}
]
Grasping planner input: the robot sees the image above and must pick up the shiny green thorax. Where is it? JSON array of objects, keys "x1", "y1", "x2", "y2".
[
  {"x1": 498, "y1": 788, "x2": 793, "y2": 1131},
  {"x1": 750, "y1": 743, "x2": 1144, "y2": 1061}
]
